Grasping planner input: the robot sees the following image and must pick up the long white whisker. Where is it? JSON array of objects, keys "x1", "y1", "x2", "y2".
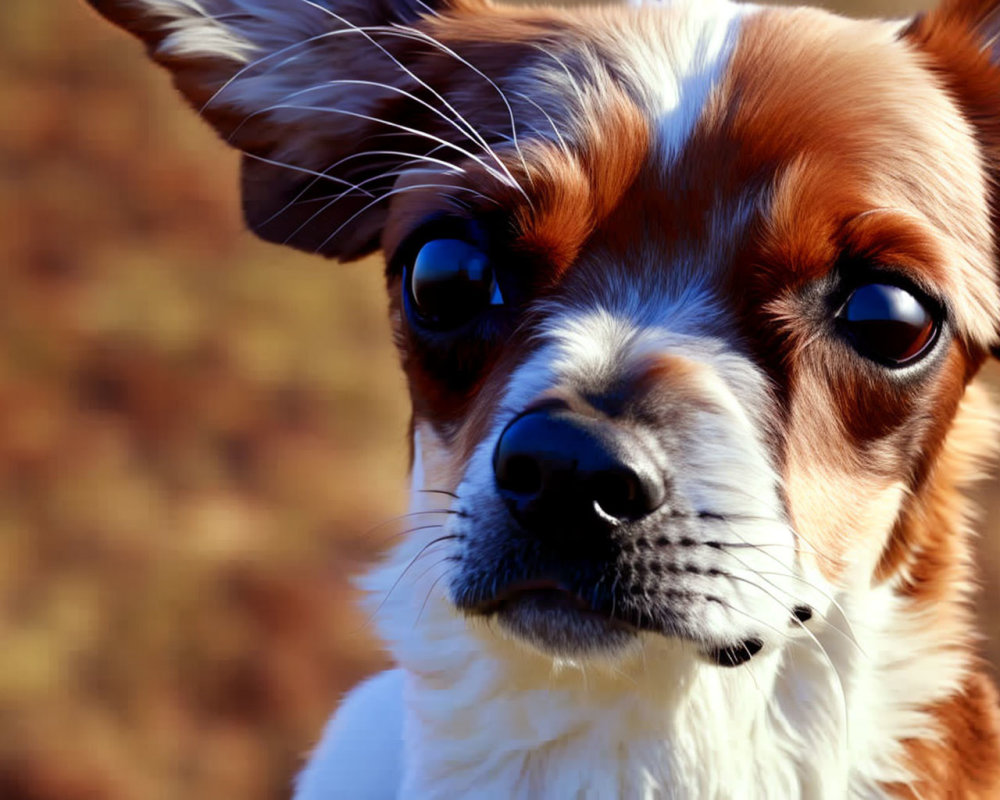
[
  {"x1": 315, "y1": 10, "x2": 527, "y2": 198},
  {"x1": 280, "y1": 164, "x2": 463, "y2": 242},
  {"x1": 413, "y1": 0, "x2": 443, "y2": 18},
  {"x1": 315, "y1": 182, "x2": 499, "y2": 253},
  {"x1": 754, "y1": 570, "x2": 866, "y2": 658},
  {"x1": 384, "y1": 22, "x2": 533, "y2": 196},
  {"x1": 722, "y1": 590, "x2": 851, "y2": 770},
  {"x1": 201, "y1": 26, "x2": 389, "y2": 114},
  {"x1": 712, "y1": 519, "x2": 862, "y2": 650},
  {"x1": 260, "y1": 151, "x2": 464, "y2": 230},
  {"x1": 241, "y1": 151, "x2": 374, "y2": 196},
  {"x1": 204, "y1": 14, "x2": 527, "y2": 201},
  {"x1": 260, "y1": 76, "x2": 506, "y2": 190},
  {"x1": 721, "y1": 565, "x2": 863, "y2": 658},
  {"x1": 230, "y1": 102, "x2": 515, "y2": 190}
]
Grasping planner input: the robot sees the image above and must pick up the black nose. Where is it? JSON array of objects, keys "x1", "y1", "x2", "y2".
[{"x1": 493, "y1": 407, "x2": 666, "y2": 535}]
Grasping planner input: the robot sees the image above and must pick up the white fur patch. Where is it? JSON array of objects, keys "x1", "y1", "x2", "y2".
[
  {"x1": 293, "y1": 670, "x2": 405, "y2": 800},
  {"x1": 140, "y1": 0, "x2": 333, "y2": 62},
  {"x1": 619, "y1": 0, "x2": 754, "y2": 163}
]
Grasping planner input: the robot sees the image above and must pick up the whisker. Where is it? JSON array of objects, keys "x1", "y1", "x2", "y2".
[
  {"x1": 376, "y1": 522, "x2": 447, "y2": 547},
  {"x1": 415, "y1": 569, "x2": 454, "y2": 627},
  {"x1": 420, "y1": 488, "x2": 460, "y2": 499},
  {"x1": 413, "y1": 0, "x2": 443, "y2": 19},
  {"x1": 287, "y1": 163, "x2": 460, "y2": 207},
  {"x1": 701, "y1": 516, "x2": 865, "y2": 658},
  {"x1": 241, "y1": 151, "x2": 373, "y2": 196},
  {"x1": 383, "y1": 22, "x2": 534, "y2": 199},
  {"x1": 317, "y1": 13, "x2": 527, "y2": 198},
  {"x1": 265, "y1": 76, "x2": 500, "y2": 175},
  {"x1": 722, "y1": 589, "x2": 851, "y2": 764},
  {"x1": 280, "y1": 164, "x2": 466, "y2": 241},
  {"x1": 721, "y1": 566, "x2": 863, "y2": 658},
  {"x1": 314, "y1": 182, "x2": 499, "y2": 253},
  {"x1": 257, "y1": 147, "x2": 464, "y2": 229},
  {"x1": 362, "y1": 508, "x2": 457, "y2": 536},
  {"x1": 230, "y1": 102, "x2": 515, "y2": 190},
  {"x1": 753, "y1": 570, "x2": 866, "y2": 658},
  {"x1": 702, "y1": 521, "x2": 856, "y2": 634},
  {"x1": 367, "y1": 534, "x2": 460, "y2": 624},
  {"x1": 702, "y1": 513, "x2": 841, "y2": 567},
  {"x1": 694, "y1": 483, "x2": 841, "y2": 567},
  {"x1": 202, "y1": 5, "x2": 509, "y2": 168},
  {"x1": 201, "y1": 26, "x2": 375, "y2": 114},
  {"x1": 714, "y1": 540, "x2": 830, "y2": 556}
]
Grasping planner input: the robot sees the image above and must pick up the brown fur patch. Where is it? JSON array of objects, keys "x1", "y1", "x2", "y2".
[{"x1": 887, "y1": 671, "x2": 1000, "y2": 799}]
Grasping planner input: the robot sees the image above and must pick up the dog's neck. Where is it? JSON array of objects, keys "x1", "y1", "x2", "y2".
[{"x1": 366, "y1": 386, "x2": 997, "y2": 799}]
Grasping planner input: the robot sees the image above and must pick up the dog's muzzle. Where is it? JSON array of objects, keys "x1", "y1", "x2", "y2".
[{"x1": 451, "y1": 398, "x2": 801, "y2": 664}]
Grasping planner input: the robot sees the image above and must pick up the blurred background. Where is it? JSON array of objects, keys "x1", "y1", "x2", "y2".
[{"x1": 0, "y1": 0, "x2": 996, "y2": 798}]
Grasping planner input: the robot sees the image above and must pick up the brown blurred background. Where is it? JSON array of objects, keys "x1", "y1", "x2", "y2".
[{"x1": 0, "y1": 0, "x2": 997, "y2": 798}]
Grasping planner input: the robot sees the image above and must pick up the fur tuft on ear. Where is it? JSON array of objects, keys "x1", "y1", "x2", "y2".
[
  {"x1": 905, "y1": 0, "x2": 1000, "y2": 356},
  {"x1": 84, "y1": 0, "x2": 495, "y2": 260}
]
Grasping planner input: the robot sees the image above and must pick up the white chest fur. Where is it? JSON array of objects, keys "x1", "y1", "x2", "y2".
[{"x1": 294, "y1": 486, "x2": 960, "y2": 800}]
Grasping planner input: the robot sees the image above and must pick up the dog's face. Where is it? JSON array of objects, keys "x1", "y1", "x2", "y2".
[{"x1": 89, "y1": 0, "x2": 1000, "y2": 668}]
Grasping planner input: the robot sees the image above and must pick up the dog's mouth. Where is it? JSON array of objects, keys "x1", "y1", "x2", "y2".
[
  {"x1": 474, "y1": 580, "x2": 593, "y2": 615},
  {"x1": 467, "y1": 579, "x2": 639, "y2": 657},
  {"x1": 464, "y1": 579, "x2": 771, "y2": 666}
]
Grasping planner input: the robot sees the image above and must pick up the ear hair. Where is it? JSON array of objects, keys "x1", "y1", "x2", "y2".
[
  {"x1": 906, "y1": 1, "x2": 1000, "y2": 358},
  {"x1": 85, "y1": 0, "x2": 490, "y2": 261}
]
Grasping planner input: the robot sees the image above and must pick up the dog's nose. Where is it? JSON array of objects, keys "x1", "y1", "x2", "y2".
[{"x1": 493, "y1": 407, "x2": 665, "y2": 534}]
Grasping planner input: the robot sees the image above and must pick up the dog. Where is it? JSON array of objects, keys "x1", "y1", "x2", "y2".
[{"x1": 85, "y1": 0, "x2": 1000, "y2": 796}]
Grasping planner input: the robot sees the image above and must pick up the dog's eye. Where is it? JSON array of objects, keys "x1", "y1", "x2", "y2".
[
  {"x1": 837, "y1": 283, "x2": 938, "y2": 366},
  {"x1": 407, "y1": 239, "x2": 503, "y2": 329}
]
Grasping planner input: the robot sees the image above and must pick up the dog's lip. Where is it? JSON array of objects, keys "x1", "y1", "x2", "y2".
[
  {"x1": 466, "y1": 580, "x2": 767, "y2": 665},
  {"x1": 470, "y1": 579, "x2": 596, "y2": 616}
]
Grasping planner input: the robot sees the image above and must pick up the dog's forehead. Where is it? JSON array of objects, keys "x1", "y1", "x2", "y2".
[{"x1": 499, "y1": 2, "x2": 1000, "y2": 345}]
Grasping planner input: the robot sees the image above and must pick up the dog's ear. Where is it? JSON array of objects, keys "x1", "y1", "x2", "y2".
[
  {"x1": 84, "y1": 0, "x2": 490, "y2": 260},
  {"x1": 904, "y1": 1, "x2": 1000, "y2": 358}
]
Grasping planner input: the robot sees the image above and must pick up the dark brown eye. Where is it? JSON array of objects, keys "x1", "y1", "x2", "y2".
[
  {"x1": 837, "y1": 283, "x2": 939, "y2": 366},
  {"x1": 407, "y1": 239, "x2": 503, "y2": 329}
]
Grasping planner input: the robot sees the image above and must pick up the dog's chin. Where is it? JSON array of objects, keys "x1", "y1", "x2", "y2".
[{"x1": 482, "y1": 586, "x2": 639, "y2": 658}]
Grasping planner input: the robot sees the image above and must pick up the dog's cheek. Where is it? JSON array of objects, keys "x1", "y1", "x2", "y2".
[
  {"x1": 780, "y1": 355, "x2": 960, "y2": 583},
  {"x1": 783, "y1": 440, "x2": 909, "y2": 583}
]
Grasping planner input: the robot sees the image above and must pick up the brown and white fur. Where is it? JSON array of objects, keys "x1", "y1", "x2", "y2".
[{"x1": 85, "y1": 0, "x2": 1000, "y2": 796}]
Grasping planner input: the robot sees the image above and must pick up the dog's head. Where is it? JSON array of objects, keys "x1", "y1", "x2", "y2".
[{"x1": 88, "y1": 0, "x2": 1000, "y2": 671}]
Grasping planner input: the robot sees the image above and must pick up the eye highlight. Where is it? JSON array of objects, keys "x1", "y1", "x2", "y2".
[
  {"x1": 836, "y1": 282, "x2": 939, "y2": 367},
  {"x1": 406, "y1": 238, "x2": 503, "y2": 330}
]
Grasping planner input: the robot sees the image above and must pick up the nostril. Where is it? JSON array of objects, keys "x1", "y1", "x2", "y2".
[
  {"x1": 499, "y1": 453, "x2": 544, "y2": 496},
  {"x1": 591, "y1": 470, "x2": 641, "y2": 520}
]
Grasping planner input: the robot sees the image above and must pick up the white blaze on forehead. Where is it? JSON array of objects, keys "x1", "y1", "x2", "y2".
[{"x1": 616, "y1": 0, "x2": 754, "y2": 163}]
